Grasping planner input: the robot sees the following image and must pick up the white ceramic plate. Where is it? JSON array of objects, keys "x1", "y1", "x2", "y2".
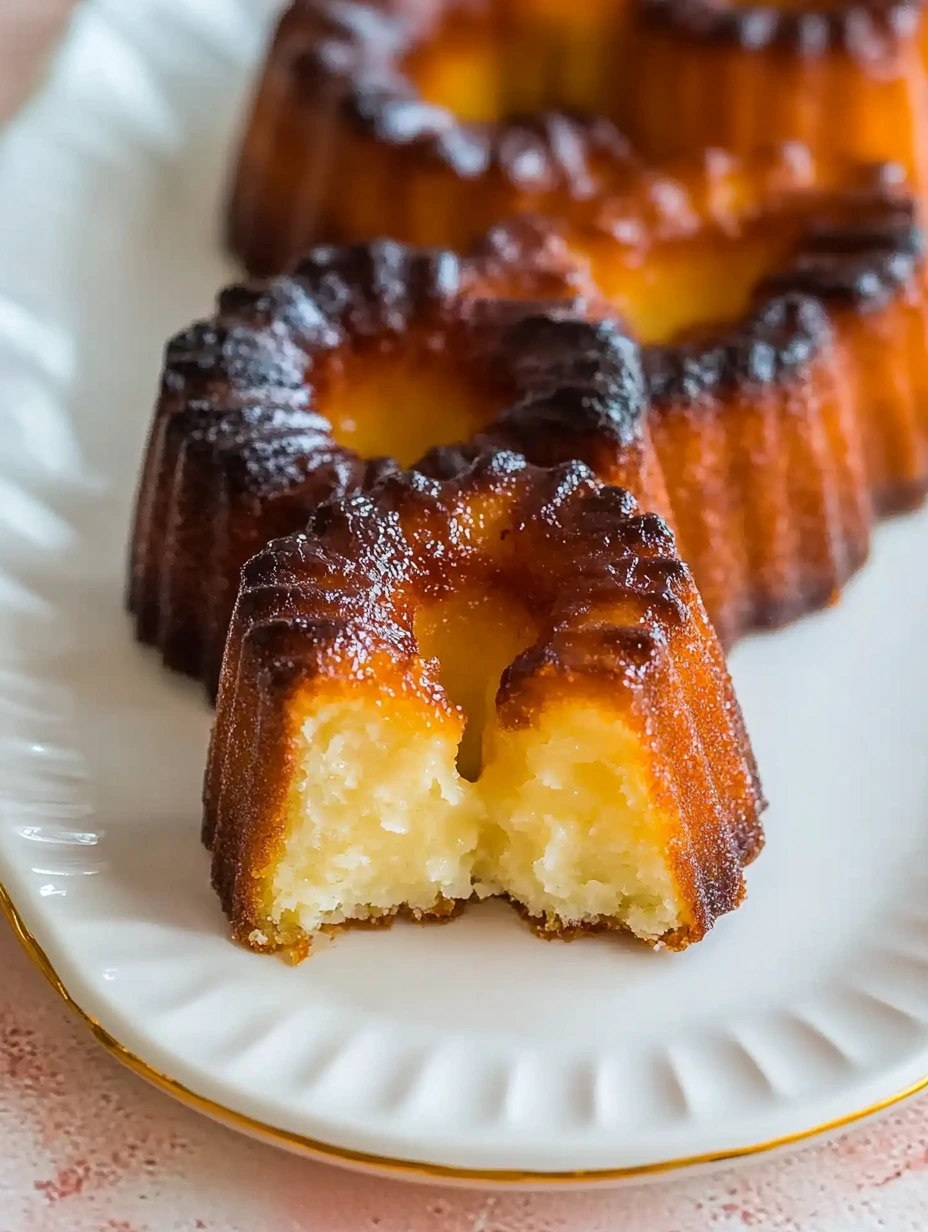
[{"x1": 3, "y1": 0, "x2": 928, "y2": 1189}]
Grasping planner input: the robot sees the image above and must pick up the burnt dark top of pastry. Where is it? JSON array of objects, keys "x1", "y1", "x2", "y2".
[{"x1": 155, "y1": 237, "x2": 644, "y2": 496}]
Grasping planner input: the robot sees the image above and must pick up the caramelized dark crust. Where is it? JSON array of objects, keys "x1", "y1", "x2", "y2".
[
  {"x1": 204, "y1": 451, "x2": 765, "y2": 952},
  {"x1": 229, "y1": 0, "x2": 928, "y2": 275},
  {"x1": 127, "y1": 233, "x2": 672, "y2": 697}
]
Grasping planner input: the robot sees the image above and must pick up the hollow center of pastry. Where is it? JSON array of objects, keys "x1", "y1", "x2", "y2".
[
  {"x1": 581, "y1": 224, "x2": 799, "y2": 343},
  {"x1": 321, "y1": 345, "x2": 507, "y2": 468},
  {"x1": 413, "y1": 585, "x2": 541, "y2": 781},
  {"x1": 402, "y1": 2, "x2": 629, "y2": 125}
]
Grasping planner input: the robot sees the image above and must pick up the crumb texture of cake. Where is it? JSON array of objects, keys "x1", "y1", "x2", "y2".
[
  {"x1": 228, "y1": 0, "x2": 928, "y2": 274},
  {"x1": 128, "y1": 235, "x2": 673, "y2": 698},
  {"x1": 204, "y1": 452, "x2": 765, "y2": 955}
]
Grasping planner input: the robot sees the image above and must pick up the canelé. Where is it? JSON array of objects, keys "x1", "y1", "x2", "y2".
[
  {"x1": 127, "y1": 234, "x2": 668, "y2": 696},
  {"x1": 228, "y1": 0, "x2": 928, "y2": 275},
  {"x1": 203, "y1": 451, "x2": 765, "y2": 955},
  {"x1": 501, "y1": 162, "x2": 928, "y2": 643},
  {"x1": 133, "y1": 162, "x2": 928, "y2": 678}
]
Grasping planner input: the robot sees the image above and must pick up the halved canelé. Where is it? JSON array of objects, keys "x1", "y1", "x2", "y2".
[
  {"x1": 484, "y1": 166, "x2": 928, "y2": 645},
  {"x1": 228, "y1": 0, "x2": 928, "y2": 275},
  {"x1": 127, "y1": 235, "x2": 670, "y2": 698},
  {"x1": 204, "y1": 451, "x2": 765, "y2": 955}
]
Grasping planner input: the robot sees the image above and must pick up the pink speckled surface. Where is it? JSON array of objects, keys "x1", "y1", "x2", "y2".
[
  {"x1": 5, "y1": 917, "x2": 928, "y2": 1230},
  {"x1": 3, "y1": 4, "x2": 928, "y2": 1229}
]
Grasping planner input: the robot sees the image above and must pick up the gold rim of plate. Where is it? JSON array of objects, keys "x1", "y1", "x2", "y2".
[{"x1": 2, "y1": 880, "x2": 925, "y2": 1185}]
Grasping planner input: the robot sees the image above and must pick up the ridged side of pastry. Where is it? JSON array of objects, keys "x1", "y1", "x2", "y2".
[
  {"x1": 128, "y1": 285, "x2": 335, "y2": 683},
  {"x1": 204, "y1": 451, "x2": 764, "y2": 956},
  {"x1": 627, "y1": 0, "x2": 928, "y2": 193},
  {"x1": 762, "y1": 191, "x2": 928, "y2": 515},
  {"x1": 645, "y1": 295, "x2": 871, "y2": 646}
]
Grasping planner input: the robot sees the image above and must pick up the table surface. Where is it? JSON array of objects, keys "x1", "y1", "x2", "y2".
[
  {"x1": 3, "y1": 3, "x2": 928, "y2": 1229},
  {"x1": 5, "y1": 917, "x2": 928, "y2": 1232}
]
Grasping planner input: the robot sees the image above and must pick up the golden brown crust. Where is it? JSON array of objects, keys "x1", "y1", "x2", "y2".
[
  {"x1": 128, "y1": 234, "x2": 654, "y2": 697},
  {"x1": 130, "y1": 172, "x2": 928, "y2": 684},
  {"x1": 228, "y1": 0, "x2": 928, "y2": 274},
  {"x1": 203, "y1": 451, "x2": 765, "y2": 952},
  {"x1": 627, "y1": 0, "x2": 928, "y2": 188}
]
